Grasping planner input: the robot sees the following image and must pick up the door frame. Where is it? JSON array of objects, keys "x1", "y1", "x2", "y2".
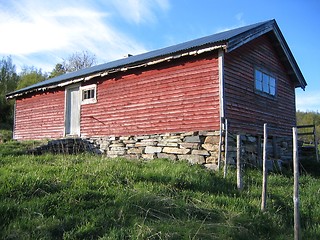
[{"x1": 64, "y1": 84, "x2": 81, "y2": 137}]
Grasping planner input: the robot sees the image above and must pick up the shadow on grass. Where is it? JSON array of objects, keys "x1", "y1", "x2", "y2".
[
  {"x1": 300, "y1": 158, "x2": 320, "y2": 177},
  {"x1": 0, "y1": 140, "x2": 44, "y2": 157}
]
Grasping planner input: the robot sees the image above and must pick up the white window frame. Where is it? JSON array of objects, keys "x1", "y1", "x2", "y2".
[
  {"x1": 80, "y1": 84, "x2": 97, "y2": 105},
  {"x1": 254, "y1": 68, "x2": 276, "y2": 97}
]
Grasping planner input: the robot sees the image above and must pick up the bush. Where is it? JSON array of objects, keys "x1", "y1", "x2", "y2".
[{"x1": 0, "y1": 129, "x2": 12, "y2": 142}]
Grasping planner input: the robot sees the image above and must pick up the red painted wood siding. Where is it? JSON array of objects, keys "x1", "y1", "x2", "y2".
[
  {"x1": 14, "y1": 89, "x2": 65, "y2": 140},
  {"x1": 81, "y1": 53, "x2": 220, "y2": 137},
  {"x1": 224, "y1": 34, "x2": 296, "y2": 136}
]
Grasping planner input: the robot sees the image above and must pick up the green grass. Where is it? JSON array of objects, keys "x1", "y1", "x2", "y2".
[
  {"x1": 0, "y1": 129, "x2": 13, "y2": 142},
  {"x1": 1, "y1": 141, "x2": 320, "y2": 239}
]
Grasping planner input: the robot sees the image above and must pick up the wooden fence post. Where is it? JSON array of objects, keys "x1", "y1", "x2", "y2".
[
  {"x1": 314, "y1": 124, "x2": 319, "y2": 162},
  {"x1": 237, "y1": 134, "x2": 243, "y2": 191},
  {"x1": 257, "y1": 135, "x2": 262, "y2": 168},
  {"x1": 218, "y1": 118, "x2": 224, "y2": 170},
  {"x1": 223, "y1": 119, "x2": 228, "y2": 178},
  {"x1": 261, "y1": 123, "x2": 268, "y2": 211},
  {"x1": 293, "y1": 127, "x2": 301, "y2": 240}
]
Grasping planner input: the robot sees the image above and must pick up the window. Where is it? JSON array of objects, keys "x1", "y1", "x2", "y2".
[
  {"x1": 81, "y1": 84, "x2": 97, "y2": 104},
  {"x1": 255, "y1": 69, "x2": 276, "y2": 96}
]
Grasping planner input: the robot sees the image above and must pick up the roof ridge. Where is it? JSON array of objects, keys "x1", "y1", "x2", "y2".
[{"x1": 7, "y1": 19, "x2": 306, "y2": 99}]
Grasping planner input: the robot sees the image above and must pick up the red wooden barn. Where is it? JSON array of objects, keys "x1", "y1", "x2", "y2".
[{"x1": 6, "y1": 19, "x2": 307, "y2": 166}]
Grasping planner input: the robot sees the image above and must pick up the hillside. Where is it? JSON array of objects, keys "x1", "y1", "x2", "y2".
[
  {"x1": 1, "y1": 141, "x2": 320, "y2": 239},
  {"x1": 296, "y1": 111, "x2": 320, "y2": 145}
]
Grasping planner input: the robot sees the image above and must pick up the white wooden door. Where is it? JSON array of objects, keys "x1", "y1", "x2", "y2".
[{"x1": 65, "y1": 86, "x2": 80, "y2": 136}]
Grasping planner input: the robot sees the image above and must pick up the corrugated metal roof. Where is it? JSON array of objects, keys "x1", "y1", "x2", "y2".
[{"x1": 6, "y1": 19, "x2": 306, "y2": 98}]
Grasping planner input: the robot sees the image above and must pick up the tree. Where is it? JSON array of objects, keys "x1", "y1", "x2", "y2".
[
  {"x1": 64, "y1": 50, "x2": 97, "y2": 72},
  {"x1": 16, "y1": 67, "x2": 47, "y2": 90},
  {"x1": 0, "y1": 56, "x2": 19, "y2": 95},
  {"x1": 0, "y1": 56, "x2": 19, "y2": 128},
  {"x1": 49, "y1": 63, "x2": 66, "y2": 78},
  {"x1": 49, "y1": 51, "x2": 97, "y2": 78}
]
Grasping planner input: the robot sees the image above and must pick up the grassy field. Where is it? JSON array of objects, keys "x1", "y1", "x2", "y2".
[{"x1": 1, "y1": 141, "x2": 320, "y2": 239}]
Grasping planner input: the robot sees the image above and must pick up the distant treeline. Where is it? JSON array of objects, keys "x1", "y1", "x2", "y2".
[
  {"x1": 296, "y1": 110, "x2": 320, "y2": 144},
  {"x1": 0, "y1": 53, "x2": 96, "y2": 129}
]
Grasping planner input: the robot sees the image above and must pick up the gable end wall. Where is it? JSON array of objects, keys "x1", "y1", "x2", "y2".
[{"x1": 224, "y1": 34, "x2": 296, "y2": 136}]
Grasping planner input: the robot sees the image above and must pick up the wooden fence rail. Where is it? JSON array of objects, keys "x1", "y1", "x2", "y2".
[{"x1": 297, "y1": 124, "x2": 319, "y2": 162}]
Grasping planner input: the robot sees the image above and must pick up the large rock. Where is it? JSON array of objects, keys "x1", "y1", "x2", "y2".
[
  {"x1": 165, "y1": 137, "x2": 183, "y2": 143},
  {"x1": 202, "y1": 143, "x2": 218, "y2": 151},
  {"x1": 198, "y1": 131, "x2": 219, "y2": 136},
  {"x1": 110, "y1": 146, "x2": 125, "y2": 151},
  {"x1": 157, "y1": 153, "x2": 177, "y2": 160},
  {"x1": 100, "y1": 143, "x2": 109, "y2": 151},
  {"x1": 178, "y1": 155, "x2": 205, "y2": 164},
  {"x1": 119, "y1": 136, "x2": 131, "y2": 140},
  {"x1": 204, "y1": 136, "x2": 220, "y2": 144},
  {"x1": 179, "y1": 142, "x2": 199, "y2": 149},
  {"x1": 191, "y1": 150, "x2": 210, "y2": 156},
  {"x1": 123, "y1": 140, "x2": 136, "y2": 144},
  {"x1": 107, "y1": 149, "x2": 125, "y2": 155},
  {"x1": 157, "y1": 141, "x2": 179, "y2": 147},
  {"x1": 163, "y1": 147, "x2": 190, "y2": 155},
  {"x1": 180, "y1": 131, "x2": 195, "y2": 137},
  {"x1": 135, "y1": 140, "x2": 157, "y2": 147},
  {"x1": 145, "y1": 146, "x2": 162, "y2": 154},
  {"x1": 184, "y1": 136, "x2": 201, "y2": 143},
  {"x1": 206, "y1": 156, "x2": 217, "y2": 164},
  {"x1": 142, "y1": 154, "x2": 155, "y2": 159},
  {"x1": 127, "y1": 148, "x2": 143, "y2": 154}
]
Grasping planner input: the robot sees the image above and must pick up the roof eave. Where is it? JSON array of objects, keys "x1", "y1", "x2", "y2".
[
  {"x1": 271, "y1": 22, "x2": 307, "y2": 90},
  {"x1": 6, "y1": 44, "x2": 226, "y2": 99},
  {"x1": 226, "y1": 20, "x2": 275, "y2": 52},
  {"x1": 226, "y1": 19, "x2": 306, "y2": 90}
]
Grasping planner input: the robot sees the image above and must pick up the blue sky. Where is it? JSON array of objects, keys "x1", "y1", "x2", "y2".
[{"x1": 0, "y1": 0, "x2": 319, "y2": 112}]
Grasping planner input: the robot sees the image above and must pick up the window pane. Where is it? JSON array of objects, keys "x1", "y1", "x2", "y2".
[
  {"x1": 255, "y1": 69, "x2": 262, "y2": 81},
  {"x1": 270, "y1": 77, "x2": 275, "y2": 88},
  {"x1": 269, "y1": 77, "x2": 276, "y2": 95},
  {"x1": 270, "y1": 86, "x2": 276, "y2": 95},
  {"x1": 256, "y1": 79, "x2": 262, "y2": 91},
  {"x1": 83, "y1": 90, "x2": 88, "y2": 100},
  {"x1": 255, "y1": 70, "x2": 263, "y2": 91},
  {"x1": 263, "y1": 73, "x2": 269, "y2": 93},
  {"x1": 89, "y1": 89, "x2": 95, "y2": 98}
]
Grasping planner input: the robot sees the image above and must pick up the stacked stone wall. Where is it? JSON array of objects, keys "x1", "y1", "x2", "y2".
[
  {"x1": 87, "y1": 130, "x2": 293, "y2": 170},
  {"x1": 26, "y1": 129, "x2": 293, "y2": 171},
  {"x1": 224, "y1": 134, "x2": 293, "y2": 170},
  {"x1": 88, "y1": 131, "x2": 220, "y2": 170}
]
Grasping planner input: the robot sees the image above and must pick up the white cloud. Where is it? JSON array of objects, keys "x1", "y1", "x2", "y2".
[
  {"x1": 235, "y1": 12, "x2": 244, "y2": 23},
  {"x1": 0, "y1": 0, "x2": 170, "y2": 72},
  {"x1": 110, "y1": 0, "x2": 170, "y2": 24}
]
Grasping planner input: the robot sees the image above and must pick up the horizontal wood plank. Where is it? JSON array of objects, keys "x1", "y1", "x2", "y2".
[{"x1": 224, "y1": 34, "x2": 296, "y2": 136}]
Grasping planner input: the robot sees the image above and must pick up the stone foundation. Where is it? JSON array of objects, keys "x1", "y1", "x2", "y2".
[
  {"x1": 86, "y1": 130, "x2": 293, "y2": 170},
  {"x1": 225, "y1": 134, "x2": 293, "y2": 170},
  {"x1": 27, "y1": 130, "x2": 293, "y2": 170},
  {"x1": 87, "y1": 131, "x2": 220, "y2": 169}
]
